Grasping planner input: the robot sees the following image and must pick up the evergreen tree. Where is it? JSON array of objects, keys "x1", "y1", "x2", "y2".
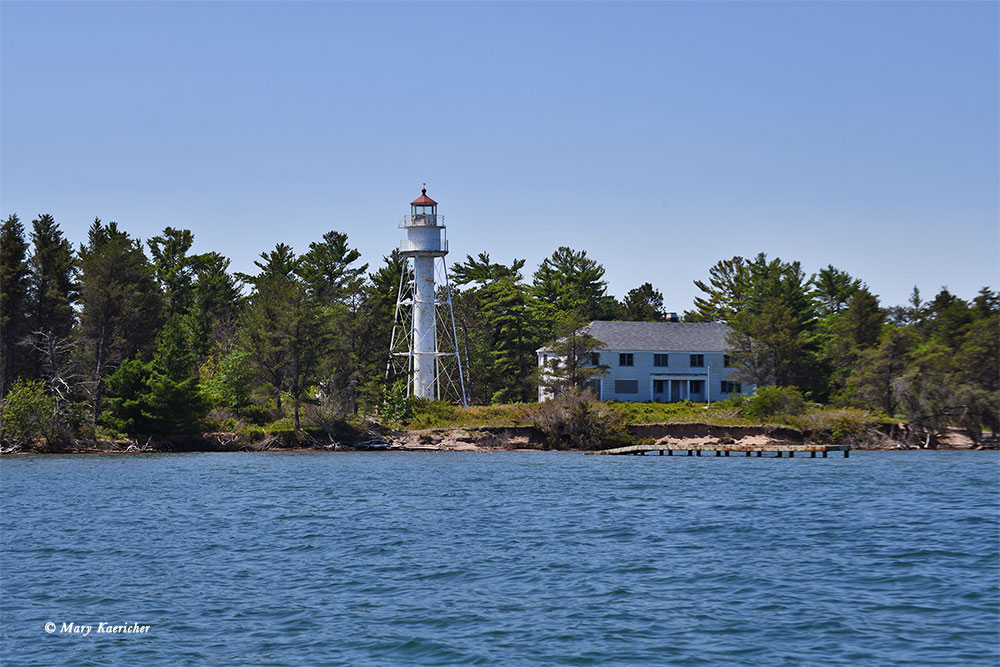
[
  {"x1": 299, "y1": 231, "x2": 369, "y2": 414},
  {"x1": 142, "y1": 319, "x2": 208, "y2": 434},
  {"x1": 77, "y1": 220, "x2": 163, "y2": 424},
  {"x1": 189, "y1": 251, "x2": 242, "y2": 356},
  {"x1": 240, "y1": 244, "x2": 326, "y2": 428},
  {"x1": 357, "y1": 250, "x2": 408, "y2": 411},
  {"x1": 27, "y1": 214, "x2": 77, "y2": 380},
  {"x1": 619, "y1": 282, "x2": 665, "y2": 321},
  {"x1": 0, "y1": 214, "x2": 31, "y2": 396},
  {"x1": 147, "y1": 227, "x2": 197, "y2": 318},
  {"x1": 452, "y1": 253, "x2": 539, "y2": 403},
  {"x1": 532, "y1": 246, "x2": 615, "y2": 329},
  {"x1": 728, "y1": 298, "x2": 810, "y2": 388},
  {"x1": 538, "y1": 315, "x2": 609, "y2": 398},
  {"x1": 849, "y1": 326, "x2": 915, "y2": 416},
  {"x1": 104, "y1": 321, "x2": 208, "y2": 435},
  {"x1": 820, "y1": 288, "x2": 884, "y2": 399},
  {"x1": 685, "y1": 256, "x2": 751, "y2": 322},
  {"x1": 813, "y1": 265, "x2": 863, "y2": 316},
  {"x1": 702, "y1": 254, "x2": 819, "y2": 392}
]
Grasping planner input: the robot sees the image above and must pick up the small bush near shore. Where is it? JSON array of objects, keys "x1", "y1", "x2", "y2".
[
  {"x1": 793, "y1": 408, "x2": 882, "y2": 446},
  {"x1": 0, "y1": 379, "x2": 57, "y2": 449},
  {"x1": 530, "y1": 389, "x2": 629, "y2": 450},
  {"x1": 741, "y1": 386, "x2": 808, "y2": 418}
]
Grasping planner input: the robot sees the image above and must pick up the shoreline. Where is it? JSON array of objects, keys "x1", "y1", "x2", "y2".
[{"x1": 3, "y1": 423, "x2": 995, "y2": 455}]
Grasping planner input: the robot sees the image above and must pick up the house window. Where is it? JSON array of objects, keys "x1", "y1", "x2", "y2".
[
  {"x1": 690, "y1": 380, "x2": 704, "y2": 394},
  {"x1": 619, "y1": 353, "x2": 634, "y2": 367},
  {"x1": 724, "y1": 354, "x2": 733, "y2": 368},
  {"x1": 614, "y1": 380, "x2": 638, "y2": 394},
  {"x1": 584, "y1": 379, "x2": 601, "y2": 396},
  {"x1": 721, "y1": 381, "x2": 742, "y2": 394},
  {"x1": 690, "y1": 354, "x2": 704, "y2": 367},
  {"x1": 588, "y1": 352, "x2": 600, "y2": 366},
  {"x1": 653, "y1": 380, "x2": 666, "y2": 394},
  {"x1": 654, "y1": 353, "x2": 669, "y2": 367}
]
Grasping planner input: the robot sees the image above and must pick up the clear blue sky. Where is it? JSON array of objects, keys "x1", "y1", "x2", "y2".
[{"x1": 2, "y1": 1, "x2": 997, "y2": 311}]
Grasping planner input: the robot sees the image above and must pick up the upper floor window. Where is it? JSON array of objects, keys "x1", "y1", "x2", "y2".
[
  {"x1": 589, "y1": 352, "x2": 601, "y2": 366},
  {"x1": 619, "y1": 353, "x2": 634, "y2": 367},
  {"x1": 690, "y1": 354, "x2": 704, "y2": 368},
  {"x1": 654, "y1": 353, "x2": 669, "y2": 367},
  {"x1": 724, "y1": 355, "x2": 733, "y2": 368}
]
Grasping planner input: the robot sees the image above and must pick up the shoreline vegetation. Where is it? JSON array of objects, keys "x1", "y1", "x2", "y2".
[
  {"x1": 4, "y1": 396, "x2": 996, "y2": 455},
  {"x1": 1, "y1": 216, "x2": 997, "y2": 455}
]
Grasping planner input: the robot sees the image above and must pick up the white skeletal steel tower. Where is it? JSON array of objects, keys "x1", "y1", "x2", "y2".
[{"x1": 389, "y1": 188, "x2": 467, "y2": 405}]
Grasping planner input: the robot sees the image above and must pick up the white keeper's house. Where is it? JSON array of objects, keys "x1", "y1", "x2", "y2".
[{"x1": 537, "y1": 320, "x2": 752, "y2": 403}]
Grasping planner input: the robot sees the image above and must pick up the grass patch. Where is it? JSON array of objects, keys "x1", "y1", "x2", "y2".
[{"x1": 404, "y1": 398, "x2": 774, "y2": 429}]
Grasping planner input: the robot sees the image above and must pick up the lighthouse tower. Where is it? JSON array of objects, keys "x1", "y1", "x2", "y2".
[{"x1": 388, "y1": 188, "x2": 467, "y2": 405}]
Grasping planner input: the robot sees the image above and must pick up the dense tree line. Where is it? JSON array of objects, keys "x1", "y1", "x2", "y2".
[
  {"x1": 0, "y1": 213, "x2": 996, "y2": 446},
  {"x1": 686, "y1": 253, "x2": 998, "y2": 443}
]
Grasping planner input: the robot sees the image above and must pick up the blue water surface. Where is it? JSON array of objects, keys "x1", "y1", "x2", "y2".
[{"x1": 2, "y1": 451, "x2": 998, "y2": 665}]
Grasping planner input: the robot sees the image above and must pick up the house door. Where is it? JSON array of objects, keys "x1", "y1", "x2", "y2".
[{"x1": 670, "y1": 380, "x2": 685, "y2": 402}]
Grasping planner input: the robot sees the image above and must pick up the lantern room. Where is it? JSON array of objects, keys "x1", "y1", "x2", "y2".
[{"x1": 409, "y1": 188, "x2": 439, "y2": 226}]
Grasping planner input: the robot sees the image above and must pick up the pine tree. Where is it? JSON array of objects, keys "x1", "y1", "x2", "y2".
[
  {"x1": 532, "y1": 246, "x2": 615, "y2": 331},
  {"x1": 77, "y1": 220, "x2": 163, "y2": 424},
  {"x1": 538, "y1": 316, "x2": 609, "y2": 398},
  {"x1": 27, "y1": 214, "x2": 77, "y2": 381},
  {"x1": 147, "y1": 227, "x2": 197, "y2": 319},
  {"x1": 357, "y1": 250, "x2": 408, "y2": 410},
  {"x1": 0, "y1": 214, "x2": 31, "y2": 396},
  {"x1": 619, "y1": 283, "x2": 666, "y2": 321}
]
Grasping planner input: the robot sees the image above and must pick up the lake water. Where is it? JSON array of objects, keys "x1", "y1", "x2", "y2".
[{"x1": 1, "y1": 451, "x2": 998, "y2": 665}]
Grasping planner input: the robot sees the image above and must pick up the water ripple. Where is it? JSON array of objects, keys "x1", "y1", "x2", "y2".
[{"x1": 1, "y1": 451, "x2": 998, "y2": 665}]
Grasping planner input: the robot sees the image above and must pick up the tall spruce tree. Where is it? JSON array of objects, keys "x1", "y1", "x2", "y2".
[
  {"x1": 0, "y1": 215, "x2": 31, "y2": 396},
  {"x1": 77, "y1": 220, "x2": 163, "y2": 424},
  {"x1": 27, "y1": 214, "x2": 77, "y2": 381},
  {"x1": 299, "y1": 231, "x2": 369, "y2": 415},
  {"x1": 148, "y1": 227, "x2": 197, "y2": 319}
]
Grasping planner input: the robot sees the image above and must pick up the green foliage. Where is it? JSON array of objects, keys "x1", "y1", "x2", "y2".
[
  {"x1": 4, "y1": 207, "x2": 997, "y2": 445},
  {"x1": 102, "y1": 320, "x2": 208, "y2": 435},
  {"x1": 28, "y1": 214, "x2": 77, "y2": 345},
  {"x1": 530, "y1": 389, "x2": 629, "y2": 450},
  {"x1": 201, "y1": 349, "x2": 254, "y2": 411},
  {"x1": 77, "y1": 219, "x2": 163, "y2": 423},
  {"x1": 532, "y1": 246, "x2": 616, "y2": 328},
  {"x1": 1, "y1": 214, "x2": 32, "y2": 396},
  {"x1": 694, "y1": 254, "x2": 820, "y2": 393},
  {"x1": 380, "y1": 381, "x2": 414, "y2": 424},
  {"x1": 741, "y1": 386, "x2": 807, "y2": 418},
  {"x1": 0, "y1": 379, "x2": 56, "y2": 447},
  {"x1": 793, "y1": 408, "x2": 882, "y2": 445},
  {"x1": 451, "y1": 252, "x2": 539, "y2": 404},
  {"x1": 538, "y1": 315, "x2": 609, "y2": 398},
  {"x1": 813, "y1": 265, "x2": 863, "y2": 316},
  {"x1": 618, "y1": 282, "x2": 666, "y2": 321},
  {"x1": 147, "y1": 227, "x2": 196, "y2": 318}
]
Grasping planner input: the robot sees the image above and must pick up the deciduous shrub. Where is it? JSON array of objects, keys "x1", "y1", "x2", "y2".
[
  {"x1": 530, "y1": 388, "x2": 629, "y2": 450},
  {"x1": 741, "y1": 386, "x2": 806, "y2": 418},
  {"x1": 793, "y1": 408, "x2": 882, "y2": 446},
  {"x1": 380, "y1": 381, "x2": 414, "y2": 424},
  {"x1": 0, "y1": 379, "x2": 56, "y2": 448}
]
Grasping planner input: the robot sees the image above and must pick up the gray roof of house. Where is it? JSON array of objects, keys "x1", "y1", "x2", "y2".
[{"x1": 538, "y1": 320, "x2": 732, "y2": 353}]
